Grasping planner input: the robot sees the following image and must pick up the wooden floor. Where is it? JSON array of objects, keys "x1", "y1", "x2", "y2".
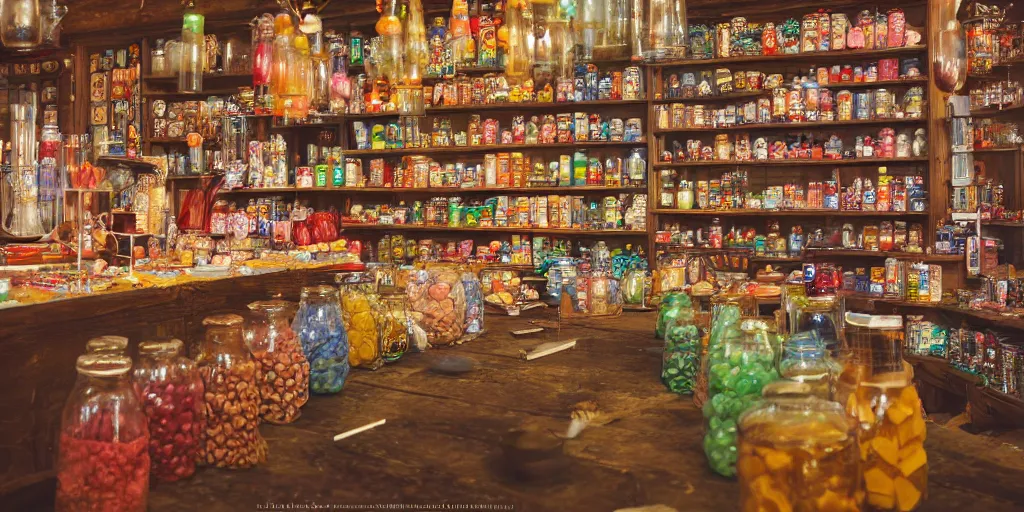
[{"x1": 146, "y1": 311, "x2": 1024, "y2": 512}]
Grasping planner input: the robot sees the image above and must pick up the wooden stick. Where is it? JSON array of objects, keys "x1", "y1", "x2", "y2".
[{"x1": 333, "y1": 419, "x2": 386, "y2": 441}]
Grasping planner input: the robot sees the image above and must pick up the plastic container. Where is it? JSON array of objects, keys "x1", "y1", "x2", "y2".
[
  {"x1": 132, "y1": 338, "x2": 204, "y2": 482},
  {"x1": 195, "y1": 314, "x2": 267, "y2": 468},
  {"x1": 294, "y1": 285, "x2": 349, "y2": 393},
  {"x1": 57, "y1": 354, "x2": 149, "y2": 512},
  {"x1": 702, "y1": 318, "x2": 779, "y2": 477},
  {"x1": 246, "y1": 300, "x2": 309, "y2": 424},
  {"x1": 738, "y1": 384, "x2": 861, "y2": 511},
  {"x1": 407, "y1": 267, "x2": 467, "y2": 346},
  {"x1": 838, "y1": 313, "x2": 927, "y2": 512}
]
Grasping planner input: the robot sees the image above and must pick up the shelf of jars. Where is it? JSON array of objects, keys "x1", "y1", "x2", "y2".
[
  {"x1": 653, "y1": 157, "x2": 929, "y2": 168},
  {"x1": 653, "y1": 118, "x2": 926, "y2": 134},
  {"x1": 652, "y1": 208, "x2": 928, "y2": 217},
  {"x1": 803, "y1": 248, "x2": 962, "y2": 262},
  {"x1": 648, "y1": 46, "x2": 928, "y2": 69},
  {"x1": 344, "y1": 141, "x2": 647, "y2": 157},
  {"x1": 652, "y1": 79, "x2": 930, "y2": 105},
  {"x1": 341, "y1": 224, "x2": 646, "y2": 236},
  {"x1": 219, "y1": 185, "x2": 647, "y2": 195}
]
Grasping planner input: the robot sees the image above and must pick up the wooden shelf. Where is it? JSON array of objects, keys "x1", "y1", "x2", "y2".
[
  {"x1": 219, "y1": 186, "x2": 646, "y2": 195},
  {"x1": 803, "y1": 249, "x2": 962, "y2": 262},
  {"x1": 904, "y1": 353, "x2": 1024, "y2": 429},
  {"x1": 344, "y1": 141, "x2": 646, "y2": 157},
  {"x1": 142, "y1": 73, "x2": 252, "y2": 82},
  {"x1": 425, "y1": 99, "x2": 648, "y2": 114},
  {"x1": 971, "y1": 146, "x2": 1020, "y2": 154},
  {"x1": 142, "y1": 89, "x2": 240, "y2": 98},
  {"x1": 983, "y1": 220, "x2": 1024, "y2": 227},
  {"x1": 653, "y1": 157, "x2": 928, "y2": 168},
  {"x1": 652, "y1": 208, "x2": 928, "y2": 217},
  {"x1": 847, "y1": 296, "x2": 1024, "y2": 332},
  {"x1": 654, "y1": 117, "x2": 926, "y2": 134},
  {"x1": 969, "y1": 103, "x2": 1024, "y2": 117},
  {"x1": 341, "y1": 224, "x2": 647, "y2": 236},
  {"x1": 649, "y1": 46, "x2": 927, "y2": 68},
  {"x1": 652, "y1": 78, "x2": 930, "y2": 104}
]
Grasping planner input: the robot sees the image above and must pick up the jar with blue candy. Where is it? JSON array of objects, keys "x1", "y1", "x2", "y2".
[
  {"x1": 293, "y1": 285, "x2": 349, "y2": 394},
  {"x1": 461, "y1": 271, "x2": 484, "y2": 337},
  {"x1": 702, "y1": 318, "x2": 779, "y2": 478}
]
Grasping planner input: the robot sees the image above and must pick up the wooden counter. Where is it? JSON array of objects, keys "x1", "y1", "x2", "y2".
[
  {"x1": 6, "y1": 310, "x2": 1024, "y2": 510},
  {"x1": 0, "y1": 267, "x2": 340, "y2": 498}
]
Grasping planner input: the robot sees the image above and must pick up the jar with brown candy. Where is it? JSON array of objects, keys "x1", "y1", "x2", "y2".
[
  {"x1": 738, "y1": 382, "x2": 861, "y2": 512},
  {"x1": 195, "y1": 313, "x2": 267, "y2": 468},
  {"x1": 838, "y1": 313, "x2": 927, "y2": 512},
  {"x1": 57, "y1": 354, "x2": 150, "y2": 512},
  {"x1": 132, "y1": 338, "x2": 205, "y2": 482},
  {"x1": 246, "y1": 300, "x2": 310, "y2": 424},
  {"x1": 406, "y1": 267, "x2": 467, "y2": 346}
]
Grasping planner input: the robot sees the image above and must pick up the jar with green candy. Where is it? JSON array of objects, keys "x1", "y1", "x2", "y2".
[
  {"x1": 702, "y1": 318, "x2": 779, "y2": 478},
  {"x1": 621, "y1": 269, "x2": 649, "y2": 305},
  {"x1": 662, "y1": 304, "x2": 707, "y2": 394},
  {"x1": 655, "y1": 292, "x2": 690, "y2": 339}
]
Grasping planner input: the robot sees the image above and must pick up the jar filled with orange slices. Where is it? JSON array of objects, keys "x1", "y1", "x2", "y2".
[{"x1": 838, "y1": 313, "x2": 927, "y2": 512}]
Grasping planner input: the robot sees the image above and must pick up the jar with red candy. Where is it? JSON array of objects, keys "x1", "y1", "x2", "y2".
[
  {"x1": 196, "y1": 313, "x2": 268, "y2": 468},
  {"x1": 132, "y1": 338, "x2": 205, "y2": 482},
  {"x1": 56, "y1": 354, "x2": 150, "y2": 512},
  {"x1": 245, "y1": 300, "x2": 310, "y2": 424}
]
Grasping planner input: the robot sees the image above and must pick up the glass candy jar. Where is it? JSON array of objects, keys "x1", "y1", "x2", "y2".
[
  {"x1": 778, "y1": 330, "x2": 834, "y2": 399},
  {"x1": 375, "y1": 290, "x2": 410, "y2": 363},
  {"x1": 57, "y1": 355, "x2": 149, "y2": 512},
  {"x1": 703, "y1": 318, "x2": 779, "y2": 477},
  {"x1": 838, "y1": 313, "x2": 927, "y2": 512},
  {"x1": 338, "y1": 273, "x2": 382, "y2": 370},
  {"x1": 656, "y1": 291, "x2": 690, "y2": 339},
  {"x1": 738, "y1": 384, "x2": 861, "y2": 512},
  {"x1": 788, "y1": 295, "x2": 844, "y2": 356},
  {"x1": 462, "y1": 271, "x2": 484, "y2": 337},
  {"x1": 132, "y1": 339, "x2": 204, "y2": 482},
  {"x1": 246, "y1": 300, "x2": 310, "y2": 424},
  {"x1": 621, "y1": 268, "x2": 648, "y2": 305},
  {"x1": 294, "y1": 285, "x2": 349, "y2": 393},
  {"x1": 406, "y1": 268, "x2": 467, "y2": 346},
  {"x1": 662, "y1": 299, "x2": 707, "y2": 394},
  {"x1": 195, "y1": 314, "x2": 267, "y2": 468},
  {"x1": 85, "y1": 335, "x2": 129, "y2": 354}
]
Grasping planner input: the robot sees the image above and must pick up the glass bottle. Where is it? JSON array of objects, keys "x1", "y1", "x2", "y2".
[
  {"x1": 375, "y1": 290, "x2": 410, "y2": 363},
  {"x1": 337, "y1": 274, "x2": 381, "y2": 370},
  {"x1": 252, "y1": 14, "x2": 274, "y2": 112},
  {"x1": 178, "y1": 5, "x2": 205, "y2": 93},
  {"x1": 85, "y1": 335, "x2": 128, "y2": 354},
  {"x1": 778, "y1": 330, "x2": 833, "y2": 399},
  {"x1": 246, "y1": 300, "x2": 309, "y2": 424},
  {"x1": 403, "y1": 0, "x2": 428, "y2": 85},
  {"x1": 56, "y1": 355, "x2": 149, "y2": 512},
  {"x1": 329, "y1": 33, "x2": 351, "y2": 113},
  {"x1": 0, "y1": 0, "x2": 41, "y2": 48},
  {"x1": 132, "y1": 338, "x2": 204, "y2": 482},
  {"x1": 293, "y1": 285, "x2": 349, "y2": 393},
  {"x1": 461, "y1": 271, "x2": 484, "y2": 337},
  {"x1": 40, "y1": 0, "x2": 66, "y2": 48},
  {"x1": 151, "y1": 38, "x2": 168, "y2": 76},
  {"x1": 838, "y1": 313, "x2": 927, "y2": 512},
  {"x1": 703, "y1": 318, "x2": 779, "y2": 477},
  {"x1": 677, "y1": 180, "x2": 694, "y2": 209},
  {"x1": 38, "y1": 121, "x2": 62, "y2": 232},
  {"x1": 195, "y1": 313, "x2": 267, "y2": 468},
  {"x1": 787, "y1": 295, "x2": 843, "y2": 357},
  {"x1": 738, "y1": 384, "x2": 861, "y2": 511},
  {"x1": 505, "y1": 0, "x2": 535, "y2": 80}
]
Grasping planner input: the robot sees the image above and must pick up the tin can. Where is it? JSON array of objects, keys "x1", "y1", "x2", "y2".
[
  {"x1": 819, "y1": 89, "x2": 834, "y2": 121},
  {"x1": 866, "y1": 63, "x2": 879, "y2": 82},
  {"x1": 733, "y1": 71, "x2": 747, "y2": 91}
]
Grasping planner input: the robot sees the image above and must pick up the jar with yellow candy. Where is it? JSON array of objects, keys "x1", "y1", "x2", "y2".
[
  {"x1": 838, "y1": 313, "x2": 927, "y2": 512},
  {"x1": 738, "y1": 381, "x2": 862, "y2": 512},
  {"x1": 337, "y1": 272, "x2": 382, "y2": 370}
]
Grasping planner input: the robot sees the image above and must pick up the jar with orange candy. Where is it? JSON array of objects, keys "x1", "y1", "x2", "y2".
[{"x1": 838, "y1": 313, "x2": 927, "y2": 512}]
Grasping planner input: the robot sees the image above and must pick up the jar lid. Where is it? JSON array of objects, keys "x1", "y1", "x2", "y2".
[
  {"x1": 301, "y1": 284, "x2": 338, "y2": 297},
  {"x1": 138, "y1": 338, "x2": 184, "y2": 357},
  {"x1": 76, "y1": 354, "x2": 132, "y2": 377},
  {"x1": 202, "y1": 313, "x2": 244, "y2": 326},
  {"x1": 248, "y1": 299, "x2": 294, "y2": 312},
  {"x1": 85, "y1": 335, "x2": 129, "y2": 354}
]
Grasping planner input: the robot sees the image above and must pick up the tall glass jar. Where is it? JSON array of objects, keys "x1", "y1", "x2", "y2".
[
  {"x1": 406, "y1": 268, "x2": 467, "y2": 346},
  {"x1": 85, "y1": 335, "x2": 128, "y2": 354},
  {"x1": 376, "y1": 290, "x2": 410, "y2": 363},
  {"x1": 195, "y1": 314, "x2": 267, "y2": 468},
  {"x1": 839, "y1": 313, "x2": 927, "y2": 512},
  {"x1": 703, "y1": 318, "x2": 778, "y2": 477},
  {"x1": 462, "y1": 271, "x2": 484, "y2": 337},
  {"x1": 252, "y1": 14, "x2": 275, "y2": 110},
  {"x1": 788, "y1": 295, "x2": 844, "y2": 356},
  {"x1": 0, "y1": 0, "x2": 42, "y2": 49},
  {"x1": 151, "y1": 38, "x2": 168, "y2": 76},
  {"x1": 646, "y1": 0, "x2": 688, "y2": 60},
  {"x1": 132, "y1": 339, "x2": 204, "y2": 482},
  {"x1": 246, "y1": 300, "x2": 309, "y2": 424},
  {"x1": 294, "y1": 285, "x2": 349, "y2": 393},
  {"x1": 778, "y1": 330, "x2": 834, "y2": 399},
  {"x1": 57, "y1": 355, "x2": 149, "y2": 512},
  {"x1": 338, "y1": 273, "x2": 381, "y2": 370},
  {"x1": 179, "y1": 8, "x2": 205, "y2": 93},
  {"x1": 662, "y1": 298, "x2": 707, "y2": 394},
  {"x1": 656, "y1": 291, "x2": 690, "y2": 339},
  {"x1": 738, "y1": 386, "x2": 861, "y2": 511}
]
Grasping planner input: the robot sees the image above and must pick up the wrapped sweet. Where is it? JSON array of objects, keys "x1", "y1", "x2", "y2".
[
  {"x1": 246, "y1": 300, "x2": 310, "y2": 424},
  {"x1": 294, "y1": 285, "x2": 350, "y2": 393},
  {"x1": 57, "y1": 355, "x2": 150, "y2": 512},
  {"x1": 702, "y1": 317, "x2": 778, "y2": 477},
  {"x1": 196, "y1": 314, "x2": 267, "y2": 468},
  {"x1": 132, "y1": 339, "x2": 204, "y2": 482},
  {"x1": 407, "y1": 267, "x2": 467, "y2": 346}
]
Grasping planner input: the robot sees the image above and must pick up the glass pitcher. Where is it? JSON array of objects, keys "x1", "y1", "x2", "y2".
[
  {"x1": 838, "y1": 313, "x2": 927, "y2": 512},
  {"x1": 56, "y1": 354, "x2": 149, "y2": 512},
  {"x1": 738, "y1": 384, "x2": 861, "y2": 511},
  {"x1": 1, "y1": 0, "x2": 41, "y2": 49},
  {"x1": 246, "y1": 300, "x2": 309, "y2": 424},
  {"x1": 132, "y1": 338, "x2": 204, "y2": 482},
  {"x1": 195, "y1": 313, "x2": 267, "y2": 468}
]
